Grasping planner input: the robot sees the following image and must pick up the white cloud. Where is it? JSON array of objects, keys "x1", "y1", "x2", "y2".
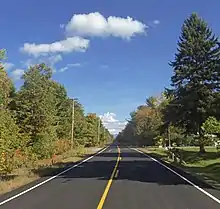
[
  {"x1": 59, "y1": 66, "x2": 68, "y2": 72},
  {"x1": 20, "y1": 37, "x2": 90, "y2": 57},
  {"x1": 99, "y1": 112, "x2": 127, "y2": 135},
  {"x1": 23, "y1": 55, "x2": 62, "y2": 73},
  {"x1": 100, "y1": 112, "x2": 118, "y2": 123},
  {"x1": 11, "y1": 69, "x2": 25, "y2": 81},
  {"x1": 48, "y1": 54, "x2": 63, "y2": 65},
  {"x1": 65, "y1": 12, "x2": 147, "y2": 40},
  {"x1": 60, "y1": 24, "x2": 65, "y2": 29},
  {"x1": 59, "y1": 62, "x2": 82, "y2": 73},
  {"x1": 67, "y1": 63, "x2": 82, "y2": 67},
  {"x1": 2, "y1": 62, "x2": 14, "y2": 71},
  {"x1": 23, "y1": 59, "x2": 34, "y2": 68},
  {"x1": 153, "y1": 20, "x2": 160, "y2": 25}
]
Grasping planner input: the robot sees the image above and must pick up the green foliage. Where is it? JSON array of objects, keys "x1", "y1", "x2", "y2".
[
  {"x1": 74, "y1": 100, "x2": 88, "y2": 145},
  {"x1": 118, "y1": 14, "x2": 219, "y2": 153},
  {"x1": 0, "y1": 110, "x2": 23, "y2": 173},
  {"x1": 169, "y1": 13, "x2": 220, "y2": 134},
  {"x1": 117, "y1": 96, "x2": 163, "y2": 146},
  {"x1": 0, "y1": 57, "x2": 113, "y2": 174},
  {"x1": 0, "y1": 66, "x2": 15, "y2": 108},
  {"x1": 202, "y1": 117, "x2": 220, "y2": 134},
  {"x1": 14, "y1": 64, "x2": 57, "y2": 157},
  {"x1": 0, "y1": 49, "x2": 6, "y2": 60},
  {"x1": 165, "y1": 13, "x2": 219, "y2": 152},
  {"x1": 52, "y1": 82, "x2": 72, "y2": 140}
]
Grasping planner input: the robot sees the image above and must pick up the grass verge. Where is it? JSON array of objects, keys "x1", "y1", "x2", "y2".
[
  {"x1": 0, "y1": 147, "x2": 102, "y2": 195},
  {"x1": 139, "y1": 146, "x2": 220, "y2": 189}
]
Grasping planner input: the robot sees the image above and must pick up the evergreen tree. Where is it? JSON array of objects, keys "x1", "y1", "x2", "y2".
[{"x1": 169, "y1": 13, "x2": 220, "y2": 152}]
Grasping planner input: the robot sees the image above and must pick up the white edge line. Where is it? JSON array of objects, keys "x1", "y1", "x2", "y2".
[
  {"x1": 132, "y1": 148, "x2": 220, "y2": 204},
  {"x1": 0, "y1": 146, "x2": 110, "y2": 206}
]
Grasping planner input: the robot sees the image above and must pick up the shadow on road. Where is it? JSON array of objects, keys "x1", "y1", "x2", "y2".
[{"x1": 31, "y1": 149, "x2": 216, "y2": 191}]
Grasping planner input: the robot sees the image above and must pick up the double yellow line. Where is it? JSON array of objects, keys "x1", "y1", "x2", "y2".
[{"x1": 97, "y1": 146, "x2": 121, "y2": 209}]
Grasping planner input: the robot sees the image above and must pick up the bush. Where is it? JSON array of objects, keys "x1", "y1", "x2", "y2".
[
  {"x1": 0, "y1": 110, "x2": 23, "y2": 174},
  {"x1": 54, "y1": 139, "x2": 71, "y2": 155},
  {"x1": 32, "y1": 132, "x2": 56, "y2": 159}
]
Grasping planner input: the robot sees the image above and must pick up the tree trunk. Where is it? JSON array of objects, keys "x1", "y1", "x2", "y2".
[{"x1": 199, "y1": 143, "x2": 206, "y2": 153}]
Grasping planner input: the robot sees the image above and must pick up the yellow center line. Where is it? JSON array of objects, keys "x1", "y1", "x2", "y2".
[
  {"x1": 96, "y1": 146, "x2": 121, "y2": 209},
  {"x1": 114, "y1": 170, "x2": 119, "y2": 178}
]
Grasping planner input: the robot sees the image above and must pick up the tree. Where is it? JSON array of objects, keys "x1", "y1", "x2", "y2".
[
  {"x1": 0, "y1": 49, "x2": 6, "y2": 60},
  {"x1": 15, "y1": 63, "x2": 57, "y2": 158},
  {"x1": 146, "y1": 96, "x2": 158, "y2": 108},
  {"x1": 0, "y1": 48, "x2": 113, "y2": 174},
  {"x1": 73, "y1": 99, "x2": 88, "y2": 146},
  {"x1": 0, "y1": 56, "x2": 15, "y2": 109},
  {"x1": 201, "y1": 116, "x2": 220, "y2": 140},
  {"x1": 85, "y1": 113, "x2": 100, "y2": 146},
  {"x1": 52, "y1": 82, "x2": 72, "y2": 140},
  {"x1": 117, "y1": 99, "x2": 163, "y2": 146},
  {"x1": 0, "y1": 109, "x2": 23, "y2": 174},
  {"x1": 117, "y1": 112, "x2": 137, "y2": 146},
  {"x1": 169, "y1": 13, "x2": 220, "y2": 152},
  {"x1": 0, "y1": 50, "x2": 23, "y2": 174}
]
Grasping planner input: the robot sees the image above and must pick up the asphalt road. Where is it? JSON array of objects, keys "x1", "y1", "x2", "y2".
[{"x1": 0, "y1": 144, "x2": 220, "y2": 209}]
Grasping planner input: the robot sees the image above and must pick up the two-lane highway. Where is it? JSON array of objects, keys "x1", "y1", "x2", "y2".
[
  {"x1": 0, "y1": 145, "x2": 220, "y2": 209},
  {"x1": 103, "y1": 147, "x2": 220, "y2": 209}
]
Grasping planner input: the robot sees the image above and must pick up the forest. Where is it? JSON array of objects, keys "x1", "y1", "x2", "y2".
[{"x1": 0, "y1": 51, "x2": 113, "y2": 175}]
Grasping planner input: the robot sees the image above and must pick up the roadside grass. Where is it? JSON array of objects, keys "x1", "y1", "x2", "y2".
[
  {"x1": 140, "y1": 146, "x2": 220, "y2": 189},
  {"x1": 0, "y1": 147, "x2": 102, "y2": 195}
]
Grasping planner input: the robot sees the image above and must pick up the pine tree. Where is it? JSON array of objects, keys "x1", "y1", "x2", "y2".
[{"x1": 169, "y1": 13, "x2": 220, "y2": 152}]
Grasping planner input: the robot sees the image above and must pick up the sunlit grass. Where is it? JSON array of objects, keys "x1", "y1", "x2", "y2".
[{"x1": 140, "y1": 146, "x2": 220, "y2": 188}]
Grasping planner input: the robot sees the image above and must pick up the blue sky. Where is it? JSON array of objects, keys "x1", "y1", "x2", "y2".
[{"x1": 1, "y1": 0, "x2": 220, "y2": 134}]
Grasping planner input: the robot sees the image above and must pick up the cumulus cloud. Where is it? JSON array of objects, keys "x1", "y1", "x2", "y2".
[
  {"x1": 11, "y1": 69, "x2": 25, "y2": 81},
  {"x1": 20, "y1": 37, "x2": 90, "y2": 57},
  {"x1": 65, "y1": 12, "x2": 147, "y2": 40},
  {"x1": 99, "y1": 112, "x2": 127, "y2": 135},
  {"x1": 3, "y1": 62, "x2": 14, "y2": 71}
]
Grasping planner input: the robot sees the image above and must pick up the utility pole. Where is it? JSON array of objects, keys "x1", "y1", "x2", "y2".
[{"x1": 71, "y1": 99, "x2": 74, "y2": 149}]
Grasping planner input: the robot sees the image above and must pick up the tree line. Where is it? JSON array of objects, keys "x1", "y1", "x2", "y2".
[
  {"x1": 0, "y1": 51, "x2": 113, "y2": 174},
  {"x1": 117, "y1": 13, "x2": 220, "y2": 153}
]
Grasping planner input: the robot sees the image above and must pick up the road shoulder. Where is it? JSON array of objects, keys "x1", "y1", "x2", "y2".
[
  {"x1": 0, "y1": 146, "x2": 107, "y2": 206},
  {"x1": 135, "y1": 147, "x2": 220, "y2": 204}
]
